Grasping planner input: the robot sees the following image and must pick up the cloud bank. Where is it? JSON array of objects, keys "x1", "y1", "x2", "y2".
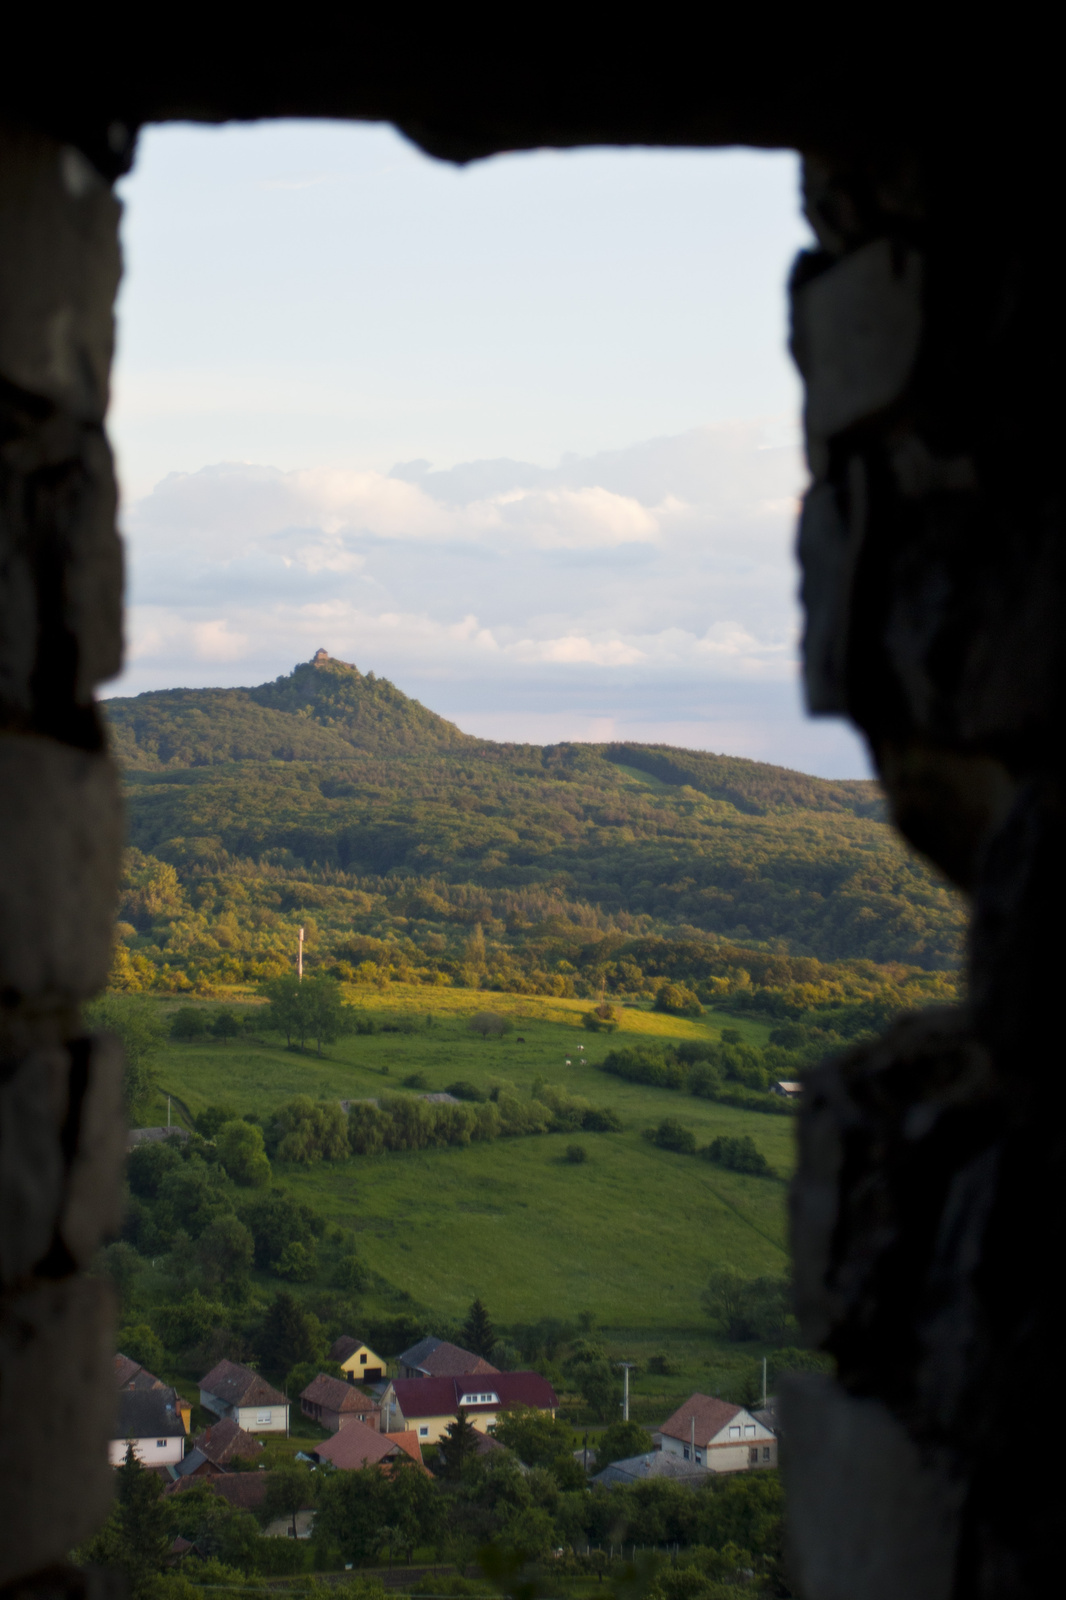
[{"x1": 111, "y1": 422, "x2": 871, "y2": 777}]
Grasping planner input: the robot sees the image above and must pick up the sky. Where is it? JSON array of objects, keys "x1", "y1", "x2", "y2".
[{"x1": 108, "y1": 120, "x2": 871, "y2": 778}]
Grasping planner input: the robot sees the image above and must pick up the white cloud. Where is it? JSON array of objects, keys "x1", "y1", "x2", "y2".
[{"x1": 104, "y1": 423, "x2": 874, "y2": 771}]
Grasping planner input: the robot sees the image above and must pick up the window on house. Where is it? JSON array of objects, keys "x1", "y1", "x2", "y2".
[
  {"x1": 744, "y1": 1424, "x2": 756, "y2": 1437},
  {"x1": 360, "y1": 1353, "x2": 367, "y2": 1363},
  {"x1": 762, "y1": 1447, "x2": 771, "y2": 1460},
  {"x1": 419, "y1": 1426, "x2": 429, "y2": 1437},
  {"x1": 729, "y1": 1426, "x2": 742, "y2": 1439},
  {"x1": 683, "y1": 1447, "x2": 690, "y2": 1459},
  {"x1": 695, "y1": 1453, "x2": 703, "y2": 1465},
  {"x1": 749, "y1": 1448, "x2": 759, "y2": 1463},
  {"x1": 256, "y1": 1411, "x2": 272, "y2": 1425},
  {"x1": 157, "y1": 1440, "x2": 166, "y2": 1448}
]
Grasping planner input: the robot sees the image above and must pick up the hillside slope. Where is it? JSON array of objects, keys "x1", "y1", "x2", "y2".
[{"x1": 103, "y1": 654, "x2": 964, "y2": 980}]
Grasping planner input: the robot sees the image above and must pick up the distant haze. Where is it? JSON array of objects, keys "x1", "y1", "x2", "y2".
[{"x1": 108, "y1": 122, "x2": 869, "y2": 778}]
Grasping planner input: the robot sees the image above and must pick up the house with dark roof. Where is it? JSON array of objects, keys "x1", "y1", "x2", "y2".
[
  {"x1": 174, "y1": 1417, "x2": 264, "y2": 1478},
  {"x1": 657, "y1": 1393, "x2": 777, "y2": 1472},
  {"x1": 111, "y1": 1355, "x2": 191, "y2": 1467},
  {"x1": 194, "y1": 1416, "x2": 265, "y2": 1467},
  {"x1": 381, "y1": 1372, "x2": 558, "y2": 1444},
  {"x1": 198, "y1": 1360, "x2": 289, "y2": 1434},
  {"x1": 311, "y1": 1419, "x2": 426, "y2": 1472},
  {"x1": 300, "y1": 1373, "x2": 382, "y2": 1433},
  {"x1": 397, "y1": 1336, "x2": 499, "y2": 1379},
  {"x1": 591, "y1": 1451, "x2": 711, "y2": 1487},
  {"x1": 329, "y1": 1335, "x2": 387, "y2": 1383}
]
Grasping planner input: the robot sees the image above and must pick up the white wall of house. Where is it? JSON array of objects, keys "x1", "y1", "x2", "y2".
[
  {"x1": 235, "y1": 1403, "x2": 288, "y2": 1434},
  {"x1": 109, "y1": 1435, "x2": 184, "y2": 1467},
  {"x1": 199, "y1": 1390, "x2": 289, "y2": 1433},
  {"x1": 660, "y1": 1412, "x2": 777, "y2": 1472}
]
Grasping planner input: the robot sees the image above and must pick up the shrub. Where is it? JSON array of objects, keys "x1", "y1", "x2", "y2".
[
  {"x1": 654, "y1": 982, "x2": 702, "y2": 1018},
  {"x1": 268, "y1": 1096, "x2": 349, "y2": 1163},
  {"x1": 468, "y1": 1011, "x2": 514, "y2": 1038},
  {"x1": 171, "y1": 1006, "x2": 208, "y2": 1041},
  {"x1": 564, "y1": 1144, "x2": 587, "y2": 1164},
  {"x1": 216, "y1": 1120, "x2": 272, "y2": 1187},
  {"x1": 445, "y1": 1080, "x2": 485, "y2": 1101},
  {"x1": 211, "y1": 1009, "x2": 242, "y2": 1043},
  {"x1": 402, "y1": 1071, "x2": 429, "y2": 1089},
  {"x1": 702, "y1": 1134, "x2": 773, "y2": 1176},
  {"x1": 643, "y1": 1118, "x2": 697, "y2": 1154},
  {"x1": 582, "y1": 1004, "x2": 619, "y2": 1033}
]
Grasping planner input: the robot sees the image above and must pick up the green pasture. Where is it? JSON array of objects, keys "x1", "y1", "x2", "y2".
[
  {"x1": 146, "y1": 981, "x2": 773, "y2": 1124},
  {"x1": 144, "y1": 983, "x2": 791, "y2": 1360}
]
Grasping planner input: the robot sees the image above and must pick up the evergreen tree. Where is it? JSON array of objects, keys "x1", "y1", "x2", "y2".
[
  {"x1": 259, "y1": 1290, "x2": 323, "y2": 1378},
  {"x1": 461, "y1": 1296, "x2": 495, "y2": 1358},
  {"x1": 436, "y1": 1410, "x2": 481, "y2": 1480},
  {"x1": 112, "y1": 1443, "x2": 173, "y2": 1589}
]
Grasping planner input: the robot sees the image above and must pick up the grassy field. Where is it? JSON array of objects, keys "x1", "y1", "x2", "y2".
[{"x1": 144, "y1": 984, "x2": 791, "y2": 1405}]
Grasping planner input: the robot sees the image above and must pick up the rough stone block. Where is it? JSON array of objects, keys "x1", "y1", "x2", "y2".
[
  {"x1": 792, "y1": 239, "x2": 922, "y2": 444},
  {"x1": 0, "y1": 1278, "x2": 116, "y2": 1585},
  {"x1": 0, "y1": 737, "x2": 122, "y2": 999},
  {"x1": 782, "y1": 1374, "x2": 963, "y2": 1600},
  {"x1": 59, "y1": 1033, "x2": 126, "y2": 1267},
  {"x1": 797, "y1": 477, "x2": 860, "y2": 715},
  {"x1": 0, "y1": 1049, "x2": 68, "y2": 1286},
  {"x1": 0, "y1": 130, "x2": 121, "y2": 422}
]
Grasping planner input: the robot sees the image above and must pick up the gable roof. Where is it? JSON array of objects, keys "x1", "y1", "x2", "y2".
[
  {"x1": 398, "y1": 1336, "x2": 443, "y2": 1369},
  {"x1": 199, "y1": 1360, "x2": 286, "y2": 1409},
  {"x1": 658, "y1": 1393, "x2": 744, "y2": 1448},
  {"x1": 330, "y1": 1334, "x2": 383, "y2": 1364},
  {"x1": 415, "y1": 1341, "x2": 499, "y2": 1378},
  {"x1": 300, "y1": 1373, "x2": 380, "y2": 1413},
  {"x1": 312, "y1": 1419, "x2": 405, "y2": 1470},
  {"x1": 391, "y1": 1372, "x2": 557, "y2": 1420},
  {"x1": 115, "y1": 1387, "x2": 187, "y2": 1442},
  {"x1": 167, "y1": 1473, "x2": 291, "y2": 1512},
  {"x1": 193, "y1": 1416, "x2": 264, "y2": 1466},
  {"x1": 592, "y1": 1451, "x2": 709, "y2": 1487},
  {"x1": 115, "y1": 1354, "x2": 143, "y2": 1388},
  {"x1": 173, "y1": 1447, "x2": 215, "y2": 1478}
]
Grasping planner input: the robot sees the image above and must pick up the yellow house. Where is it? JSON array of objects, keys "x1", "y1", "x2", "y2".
[
  {"x1": 330, "y1": 1335, "x2": 387, "y2": 1383},
  {"x1": 381, "y1": 1373, "x2": 560, "y2": 1444}
]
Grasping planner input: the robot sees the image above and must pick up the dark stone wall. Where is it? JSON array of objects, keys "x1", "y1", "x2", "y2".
[
  {"x1": 1, "y1": 44, "x2": 1059, "y2": 1596},
  {"x1": 783, "y1": 146, "x2": 1061, "y2": 1597}
]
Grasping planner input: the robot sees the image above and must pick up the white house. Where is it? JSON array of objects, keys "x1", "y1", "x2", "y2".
[
  {"x1": 657, "y1": 1393, "x2": 777, "y2": 1472},
  {"x1": 198, "y1": 1359, "x2": 289, "y2": 1434},
  {"x1": 111, "y1": 1356, "x2": 189, "y2": 1467}
]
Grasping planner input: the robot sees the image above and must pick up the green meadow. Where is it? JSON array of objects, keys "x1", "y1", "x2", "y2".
[{"x1": 143, "y1": 983, "x2": 791, "y2": 1404}]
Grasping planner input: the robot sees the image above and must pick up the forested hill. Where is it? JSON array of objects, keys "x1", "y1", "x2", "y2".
[
  {"x1": 106, "y1": 654, "x2": 474, "y2": 767},
  {"x1": 102, "y1": 654, "x2": 964, "y2": 989}
]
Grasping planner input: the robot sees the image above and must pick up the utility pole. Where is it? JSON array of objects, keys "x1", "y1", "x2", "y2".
[
  {"x1": 297, "y1": 925, "x2": 304, "y2": 981},
  {"x1": 618, "y1": 1361, "x2": 636, "y2": 1422}
]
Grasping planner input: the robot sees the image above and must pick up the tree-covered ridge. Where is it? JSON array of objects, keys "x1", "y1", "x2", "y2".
[{"x1": 102, "y1": 655, "x2": 965, "y2": 989}]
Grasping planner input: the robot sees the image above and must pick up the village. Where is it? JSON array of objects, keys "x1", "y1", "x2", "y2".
[{"x1": 114, "y1": 1328, "x2": 780, "y2": 1549}]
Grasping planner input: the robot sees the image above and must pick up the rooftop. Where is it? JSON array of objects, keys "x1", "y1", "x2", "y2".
[
  {"x1": 301, "y1": 1373, "x2": 379, "y2": 1413},
  {"x1": 199, "y1": 1360, "x2": 287, "y2": 1410},
  {"x1": 658, "y1": 1393, "x2": 744, "y2": 1448},
  {"x1": 391, "y1": 1372, "x2": 557, "y2": 1418}
]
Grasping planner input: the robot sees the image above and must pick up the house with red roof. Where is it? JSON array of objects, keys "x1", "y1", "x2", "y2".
[
  {"x1": 300, "y1": 1373, "x2": 381, "y2": 1433},
  {"x1": 199, "y1": 1360, "x2": 289, "y2": 1434},
  {"x1": 311, "y1": 1419, "x2": 426, "y2": 1471},
  {"x1": 657, "y1": 1393, "x2": 777, "y2": 1472},
  {"x1": 381, "y1": 1372, "x2": 558, "y2": 1444}
]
